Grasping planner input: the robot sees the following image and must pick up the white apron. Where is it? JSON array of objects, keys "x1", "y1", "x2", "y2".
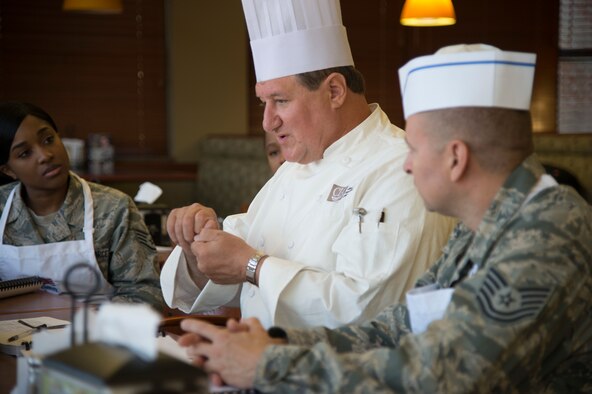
[
  {"x1": 406, "y1": 174, "x2": 559, "y2": 334},
  {"x1": 0, "y1": 173, "x2": 113, "y2": 295}
]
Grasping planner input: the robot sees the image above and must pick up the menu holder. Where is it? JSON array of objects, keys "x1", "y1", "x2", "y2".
[{"x1": 0, "y1": 276, "x2": 44, "y2": 299}]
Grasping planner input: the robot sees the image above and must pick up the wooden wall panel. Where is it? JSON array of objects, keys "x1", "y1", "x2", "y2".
[{"x1": 0, "y1": 0, "x2": 166, "y2": 157}]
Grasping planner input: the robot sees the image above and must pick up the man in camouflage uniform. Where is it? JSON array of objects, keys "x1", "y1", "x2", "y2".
[{"x1": 178, "y1": 45, "x2": 592, "y2": 392}]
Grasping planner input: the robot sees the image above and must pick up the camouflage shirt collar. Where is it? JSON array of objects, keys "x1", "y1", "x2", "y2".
[
  {"x1": 7, "y1": 173, "x2": 84, "y2": 231},
  {"x1": 468, "y1": 154, "x2": 545, "y2": 264},
  {"x1": 62, "y1": 173, "x2": 85, "y2": 217},
  {"x1": 6, "y1": 182, "x2": 25, "y2": 225}
]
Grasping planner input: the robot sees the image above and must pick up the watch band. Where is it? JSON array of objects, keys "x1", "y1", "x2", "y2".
[
  {"x1": 246, "y1": 252, "x2": 267, "y2": 286},
  {"x1": 267, "y1": 326, "x2": 288, "y2": 340}
]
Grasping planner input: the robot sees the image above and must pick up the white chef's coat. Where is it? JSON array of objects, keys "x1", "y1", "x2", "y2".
[{"x1": 161, "y1": 104, "x2": 456, "y2": 328}]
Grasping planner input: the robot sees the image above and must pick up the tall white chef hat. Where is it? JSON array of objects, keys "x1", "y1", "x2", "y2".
[
  {"x1": 398, "y1": 44, "x2": 537, "y2": 120},
  {"x1": 241, "y1": 0, "x2": 354, "y2": 82}
]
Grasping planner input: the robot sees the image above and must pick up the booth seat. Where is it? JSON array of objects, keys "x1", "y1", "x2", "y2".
[
  {"x1": 193, "y1": 134, "x2": 592, "y2": 212},
  {"x1": 195, "y1": 135, "x2": 272, "y2": 219},
  {"x1": 533, "y1": 134, "x2": 592, "y2": 202}
]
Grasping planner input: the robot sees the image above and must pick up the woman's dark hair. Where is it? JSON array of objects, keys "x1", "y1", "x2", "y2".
[
  {"x1": 0, "y1": 102, "x2": 58, "y2": 165},
  {"x1": 296, "y1": 65, "x2": 366, "y2": 94}
]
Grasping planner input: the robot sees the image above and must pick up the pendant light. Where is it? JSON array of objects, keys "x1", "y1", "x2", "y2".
[
  {"x1": 63, "y1": 0, "x2": 123, "y2": 14},
  {"x1": 400, "y1": 0, "x2": 456, "y2": 27}
]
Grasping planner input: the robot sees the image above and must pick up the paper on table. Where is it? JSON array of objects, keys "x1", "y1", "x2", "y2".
[
  {"x1": 0, "y1": 317, "x2": 70, "y2": 356},
  {"x1": 95, "y1": 303, "x2": 161, "y2": 361},
  {"x1": 32, "y1": 328, "x2": 72, "y2": 357}
]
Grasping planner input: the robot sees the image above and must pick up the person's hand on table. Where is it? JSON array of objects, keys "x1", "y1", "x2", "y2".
[{"x1": 178, "y1": 317, "x2": 285, "y2": 389}]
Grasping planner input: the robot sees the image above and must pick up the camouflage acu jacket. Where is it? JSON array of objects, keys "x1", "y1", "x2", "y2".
[
  {"x1": 254, "y1": 155, "x2": 592, "y2": 393},
  {"x1": 0, "y1": 174, "x2": 163, "y2": 309}
]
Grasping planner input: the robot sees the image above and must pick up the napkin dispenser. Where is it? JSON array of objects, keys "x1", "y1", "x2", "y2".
[{"x1": 38, "y1": 342, "x2": 208, "y2": 394}]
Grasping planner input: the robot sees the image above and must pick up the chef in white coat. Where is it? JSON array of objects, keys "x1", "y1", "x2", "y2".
[{"x1": 160, "y1": 0, "x2": 456, "y2": 329}]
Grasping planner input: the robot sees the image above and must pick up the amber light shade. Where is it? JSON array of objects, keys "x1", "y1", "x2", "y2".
[
  {"x1": 400, "y1": 0, "x2": 456, "y2": 27},
  {"x1": 63, "y1": 0, "x2": 123, "y2": 14}
]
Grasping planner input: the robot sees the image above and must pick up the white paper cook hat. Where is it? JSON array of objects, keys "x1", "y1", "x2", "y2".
[
  {"x1": 241, "y1": 0, "x2": 354, "y2": 82},
  {"x1": 398, "y1": 44, "x2": 537, "y2": 120}
]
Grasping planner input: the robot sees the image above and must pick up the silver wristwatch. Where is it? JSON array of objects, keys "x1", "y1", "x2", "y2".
[{"x1": 246, "y1": 252, "x2": 266, "y2": 285}]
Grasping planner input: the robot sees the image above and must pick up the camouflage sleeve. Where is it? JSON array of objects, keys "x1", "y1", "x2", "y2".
[
  {"x1": 253, "y1": 193, "x2": 592, "y2": 393},
  {"x1": 105, "y1": 193, "x2": 164, "y2": 310},
  {"x1": 255, "y1": 344, "x2": 402, "y2": 394},
  {"x1": 284, "y1": 303, "x2": 410, "y2": 351},
  {"x1": 254, "y1": 303, "x2": 411, "y2": 392},
  {"x1": 255, "y1": 267, "x2": 575, "y2": 392},
  {"x1": 415, "y1": 222, "x2": 468, "y2": 288}
]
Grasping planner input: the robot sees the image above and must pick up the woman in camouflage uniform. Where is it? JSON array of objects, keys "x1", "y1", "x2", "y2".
[{"x1": 0, "y1": 102, "x2": 163, "y2": 309}]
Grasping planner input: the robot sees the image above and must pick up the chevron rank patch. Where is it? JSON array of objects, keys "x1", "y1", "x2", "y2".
[
  {"x1": 476, "y1": 268, "x2": 551, "y2": 324},
  {"x1": 134, "y1": 229, "x2": 153, "y2": 247}
]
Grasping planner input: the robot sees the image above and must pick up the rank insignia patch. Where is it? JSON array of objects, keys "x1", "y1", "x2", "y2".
[{"x1": 477, "y1": 268, "x2": 551, "y2": 324}]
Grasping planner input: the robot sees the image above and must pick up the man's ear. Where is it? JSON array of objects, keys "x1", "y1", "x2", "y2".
[
  {"x1": 447, "y1": 140, "x2": 469, "y2": 182},
  {"x1": 0, "y1": 165, "x2": 17, "y2": 180},
  {"x1": 325, "y1": 72, "x2": 347, "y2": 108}
]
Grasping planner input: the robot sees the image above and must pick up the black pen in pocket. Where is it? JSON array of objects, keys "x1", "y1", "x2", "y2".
[{"x1": 378, "y1": 210, "x2": 385, "y2": 227}]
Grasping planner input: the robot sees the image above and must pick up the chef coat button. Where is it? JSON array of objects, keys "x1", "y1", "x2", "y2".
[
  {"x1": 288, "y1": 241, "x2": 295, "y2": 249},
  {"x1": 342, "y1": 157, "x2": 351, "y2": 164},
  {"x1": 280, "y1": 193, "x2": 286, "y2": 201},
  {"x1": 249, "y1": 287, "x2": 256, "y2": 297}
]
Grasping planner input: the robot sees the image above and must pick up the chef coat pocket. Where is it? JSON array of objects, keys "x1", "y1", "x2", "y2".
[{"x1": 333, "y1": 210, "x2": 400, "y2": 280}]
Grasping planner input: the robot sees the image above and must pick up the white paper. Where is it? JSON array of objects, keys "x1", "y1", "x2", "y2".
[
  {"x1": 31, "y1": 328, "x2": 71, "y2": 357},
  {"x1": 95, "y1": 303, "x2": 161, "y2": 361},
  {"x1": 0, "y1": 317, "x2": 69, "y2": 349},
  {"x1": 134, "y1": 182, "x2": 163, "y2": 204},
  {"x1": 406, "y1": 284, "x2": 454, "y2": 334}
]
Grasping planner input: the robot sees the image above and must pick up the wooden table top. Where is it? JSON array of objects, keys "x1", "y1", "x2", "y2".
[
  {"x1": 0, "y1": 291, "x2": 75, "y2": 320},
  {"x1": 0, "y1": 291, "x2": 76, "y2": 393},
  {"x1": 0, "y1": 291, "x2": 240, "y2": 393}
]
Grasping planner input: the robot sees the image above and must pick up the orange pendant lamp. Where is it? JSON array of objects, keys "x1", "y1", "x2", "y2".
[
  {"x1": 63, "y1": 0, "x2": 123, "y2": 14},
  {"x1": 400, "y1": 0, "x2": 456, "y2": 27}
]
